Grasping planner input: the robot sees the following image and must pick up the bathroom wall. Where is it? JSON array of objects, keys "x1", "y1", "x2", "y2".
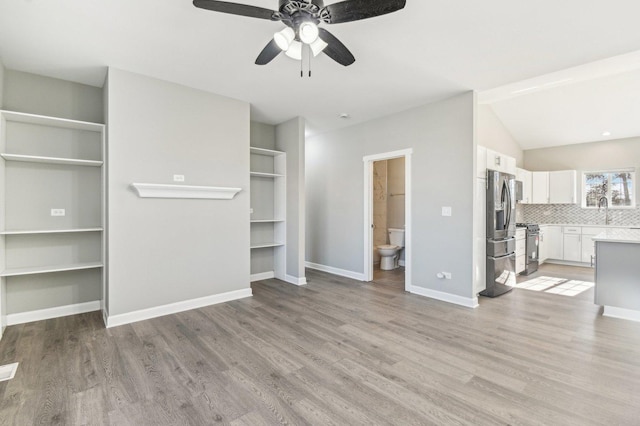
[
  {"x1": 387, "y1": 157, "x2": 405, "y2": 229},
  {"x1": 372, "y1": 160, "x2": 388, "y2": 263}
]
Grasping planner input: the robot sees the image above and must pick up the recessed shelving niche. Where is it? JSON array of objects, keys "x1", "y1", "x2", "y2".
[{"x1": 0, "y1": 110, "x2": 106, "y2": 327}]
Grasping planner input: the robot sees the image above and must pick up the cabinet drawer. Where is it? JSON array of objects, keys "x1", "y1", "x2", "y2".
[
  {"x1": 516, "y1": 229, "x2": 526, "y2": 240},
  {"x1": 516, "y1": 255, "x2": 526, "y2": 274},
  {"x1": 563, "y1": 226, "x2": 581, "y2": 234},
  {"x1": 515, "y1": 238, "x2": 526, "y2": 255},
  {"x1": 582, "y1": 226, "x2": 606, "y2": 236}
]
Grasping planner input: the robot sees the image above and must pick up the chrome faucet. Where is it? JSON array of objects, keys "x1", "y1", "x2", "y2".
[{"x1": 598, "y1": 196, "x2": 611, "y2": 225}]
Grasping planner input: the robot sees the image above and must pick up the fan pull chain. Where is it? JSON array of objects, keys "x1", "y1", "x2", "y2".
[{"x1": 308, "y1": 44, "x2": 312, "y2": 77}]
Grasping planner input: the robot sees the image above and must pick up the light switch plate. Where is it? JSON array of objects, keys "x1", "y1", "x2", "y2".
[
  {"x1": 51, "y1": 208, "x2": 65, "y2": 217},
  {"x1": 442, "y1": 206, "x2": 452, "y2": 217}
]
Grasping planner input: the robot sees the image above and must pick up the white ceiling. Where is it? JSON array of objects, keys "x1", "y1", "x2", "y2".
[{"x1": 1, "y1": 0, "x2": 640, "y2": 138}]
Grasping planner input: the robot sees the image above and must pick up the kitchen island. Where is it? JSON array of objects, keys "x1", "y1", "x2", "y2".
[{"x1": 593, "y1": 228, "x2": 640, "y2": 322}]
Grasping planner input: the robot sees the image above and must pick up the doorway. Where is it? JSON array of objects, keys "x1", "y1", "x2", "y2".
[{"x1": 363, "y1": 149, "x2": 412, "y2": 290}]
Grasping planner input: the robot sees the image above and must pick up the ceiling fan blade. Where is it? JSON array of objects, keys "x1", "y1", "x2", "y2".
[
  {"x1": 193, "y1": 0, "x2": 277, "y2": 20},
  {"x1": 321, "y1": 0, "x2": 406, "y2": 24},
  {"x1": 255, "y1": 39, "x2": 282, "y2": 65},
  {"x1": 318, "y1": 28, "x2": 355, "y2": 66}
]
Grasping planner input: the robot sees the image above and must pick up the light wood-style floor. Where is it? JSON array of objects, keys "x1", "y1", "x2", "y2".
[{"x1": 1, "y1": 267, "x2": 639, "y2": 425}]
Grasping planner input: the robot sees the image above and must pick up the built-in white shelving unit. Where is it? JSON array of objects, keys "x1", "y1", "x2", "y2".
[
  {"x1": 0, "y1": 110, "x2": 106, "y2": 330},
  {"x1": 250, "y1": 146, "x2": 286, "y2": 282}
]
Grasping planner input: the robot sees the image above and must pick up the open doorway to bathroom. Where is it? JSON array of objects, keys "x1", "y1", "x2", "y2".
[{"x1": 363, "y1": 149, "x2": 412, "y2": 291}]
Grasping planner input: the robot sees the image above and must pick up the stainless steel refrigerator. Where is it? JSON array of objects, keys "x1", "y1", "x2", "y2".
[{"x1": 481, "y1": 169, "x2": 516, "y2": 297}]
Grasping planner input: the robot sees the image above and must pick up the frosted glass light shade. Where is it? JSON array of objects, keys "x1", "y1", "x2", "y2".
[
  {"x1": 274, "y1": 27, "x2": 295, "y2": 51},
  {"x1": 285, "y1": 41, "x2": 302, "y2": 60},
  {"x1": 310, "y1": 38, "x2": 328, "y2": 56},
  {"x1": 299, "y1": 22, "x2": 319, "y2": 44}
]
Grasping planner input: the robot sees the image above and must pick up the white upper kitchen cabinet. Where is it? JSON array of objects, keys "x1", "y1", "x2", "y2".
[
  {"x1": 549, "y1": 170, "x2": 577, "y2": 204},
  {"x1": 531, "y1": 171, "x2": 550, "y2": 204},
  {"x1": 516, "y1": 168, "x2": 532, "y2": 204},
  {"x1": 485, "y1": 148, "x2": 516, "y2": 175}
]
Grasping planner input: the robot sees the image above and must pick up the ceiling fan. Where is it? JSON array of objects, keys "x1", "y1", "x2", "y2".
[{"x1": 193, "y1": 0, "x2": 407, "y2": 67}]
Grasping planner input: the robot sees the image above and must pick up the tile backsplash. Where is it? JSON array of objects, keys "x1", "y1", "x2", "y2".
[{"x1": 519, "y1": 203, "x2": 640, "y2": 226}]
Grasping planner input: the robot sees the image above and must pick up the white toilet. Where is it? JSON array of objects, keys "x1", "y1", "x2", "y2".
[{"x1": 377, "y1": 228, "x2": 405, "y2": 271}]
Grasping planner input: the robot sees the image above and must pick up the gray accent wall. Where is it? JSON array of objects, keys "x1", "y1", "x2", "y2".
[
  {"x1": 306, "y1": 92, "x2": 475, "y2": 299},
  {"x1": 3, "y1": 69, "x2": 104, "y2": 123},
  {"x1": 477, "y1": 105, "x2": 524, "y2": 167},
  {"x1": 276, "y1": 117, "x2": 306, "y2": 281},
  {"x1": 105, "y1": 68, "x2": 250, "y2": 316}
]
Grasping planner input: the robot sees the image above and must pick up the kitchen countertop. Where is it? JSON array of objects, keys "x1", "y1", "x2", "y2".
[
  {"x1": 539, "y1": 224, "x2": 640, "y2": 229},
  {"x1": 592, "y1": 228, "x2": 640, "y2": 244}
]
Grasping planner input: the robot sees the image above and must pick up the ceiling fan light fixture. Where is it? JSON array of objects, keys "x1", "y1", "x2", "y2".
[
  {"x1": 274, "y1": 27, "x2": 295, "y2": 51},
  {"x1": 299, "y1": 21, "x2": 319, "y2": 44},
  {"x1": 285, "y1": 40, "x2": 303, "y2": 60},
  {"x1": 310, "y1": 37, "x2": 328, "y2": 56}
]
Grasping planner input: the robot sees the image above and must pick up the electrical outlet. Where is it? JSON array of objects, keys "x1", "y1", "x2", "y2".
[
  {"x1": 442, "y1": 206, "x2": 452, "y2": 217},
  {"x1": 173, "y1": 174, "x2": 185, "y2": 182},
  {"x1": 250, "y1": 208, "x2": 254, "y2": 214},
  {"x1": 443, "y1": 272, "x2": 452, "y2": 280},
  {"x1": 51, "y1": 209, "x2": 65, "y2": 217}
]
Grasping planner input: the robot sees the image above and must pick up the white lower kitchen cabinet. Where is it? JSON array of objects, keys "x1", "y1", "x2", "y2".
[
  {"x1": 515, "y1": 228, "x2": 526, "y2": 274},
  {"x1": 563, "y1": 233, "x2": 582, "y2": 262},
  {"x1": 546, "y1": 225, "x2": 563, "y2": 260},
  {"x1": 581, "y1": 226, "x2": 606, "y2": 264},
  {"x1": 539, "y1": 225, "x2": 548, "y2": 263}
]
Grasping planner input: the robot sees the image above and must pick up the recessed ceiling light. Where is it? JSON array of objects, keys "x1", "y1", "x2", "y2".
[
  {"x1": 602, "y1": 131, "x2": 611, "y2": 137},
  {"x1": 339, "y1": 113, "x2": 351, "y2": 119}
]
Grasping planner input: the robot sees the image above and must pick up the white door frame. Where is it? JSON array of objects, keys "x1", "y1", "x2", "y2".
[{"x1": 363, "y1": 148, "x2": 412, "y2": 291}]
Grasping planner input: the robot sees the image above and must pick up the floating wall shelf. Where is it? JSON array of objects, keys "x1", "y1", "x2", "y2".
[{"x1": 130, "y1": 183, "x2": 242, "y2": 200}]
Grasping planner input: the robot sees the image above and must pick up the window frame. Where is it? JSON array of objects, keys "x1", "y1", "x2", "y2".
[{"x1": 581, "y1": 169, "x2": 636, "y2": 209}]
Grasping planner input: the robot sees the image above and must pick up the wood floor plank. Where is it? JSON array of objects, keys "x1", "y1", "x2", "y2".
[{"x1": 0, "y1": 264, "x2": 639, "y2": 424}]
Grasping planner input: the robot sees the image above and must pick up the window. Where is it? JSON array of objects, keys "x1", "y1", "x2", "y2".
[{"x1": 582, "y1": 170, "x2": 635, "y2": 208}]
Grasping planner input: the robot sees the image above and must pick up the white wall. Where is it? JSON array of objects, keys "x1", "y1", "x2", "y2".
[
  {"x1": 387, "y1": 157, "x2": 405, "y2": 229},
  {"x1": 306, "y1": 92, "x2": 476, "y2": 302},
  {"x1": 477, "y1": 104, "x2": 523, "y2": 167},
  {"x1": 276, "y1": 117, "x2": 306, "y2": 282},
  {"x1": 105, "y1": 68, "x2": 250, "y2": 318}
]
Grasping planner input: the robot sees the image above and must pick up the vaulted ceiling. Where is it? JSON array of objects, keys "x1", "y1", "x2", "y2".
[{"x1": 1, "y1": 0, "x2": 640, "y2": 141}]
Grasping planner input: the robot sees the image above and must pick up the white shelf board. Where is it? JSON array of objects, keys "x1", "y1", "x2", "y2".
[
  {"x1": 250, "y1": 242, "x2": 285, "y2": 249},
  {"x1": 1, "y1": 261, "x2": 103, "y2": 277},
  {"x1": 250, "y1": 219, "x2": 285, "y2": 223},
  {"x1": 130, "y1": 183, "x2": 242, "y2": 200},
  {"x1": 1, "y1": 110, "x2": 104, "y2": 132},
  {"x1": 250, "y1": 172, "x2": 285, "y2": 178},
  {"x1": 0, "y1": 228, "x2": 103, "y2": 235},
  {"x1": 250, "y1": 147, "x2": 285, "y2": 157},
  {"x1": 1, "y1": 153, "x2": 103, "y2": 167}
]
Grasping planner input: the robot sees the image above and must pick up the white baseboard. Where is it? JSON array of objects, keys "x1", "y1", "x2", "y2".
[
  {"x1": 305, "y1": 261, "x2": 365, "y2": 281},
  {"x1": 603, "y1": 306, "x2": 640, "y2": 322},
  {"x1": 105, "y1": 288, "x2": 252, "y2": 328},
  {"x1": 285, "y1": 275, "x2": 307, "y2": 286},
  {"x1": 6, "y1": 300, "x2": 101, "y2": 326},
  {"x1": 409, "y1": 285, "x2": 478, "y2": 308},
  {"x1": 251, "y1": 271, "x2": 275, "y2": 282}
]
